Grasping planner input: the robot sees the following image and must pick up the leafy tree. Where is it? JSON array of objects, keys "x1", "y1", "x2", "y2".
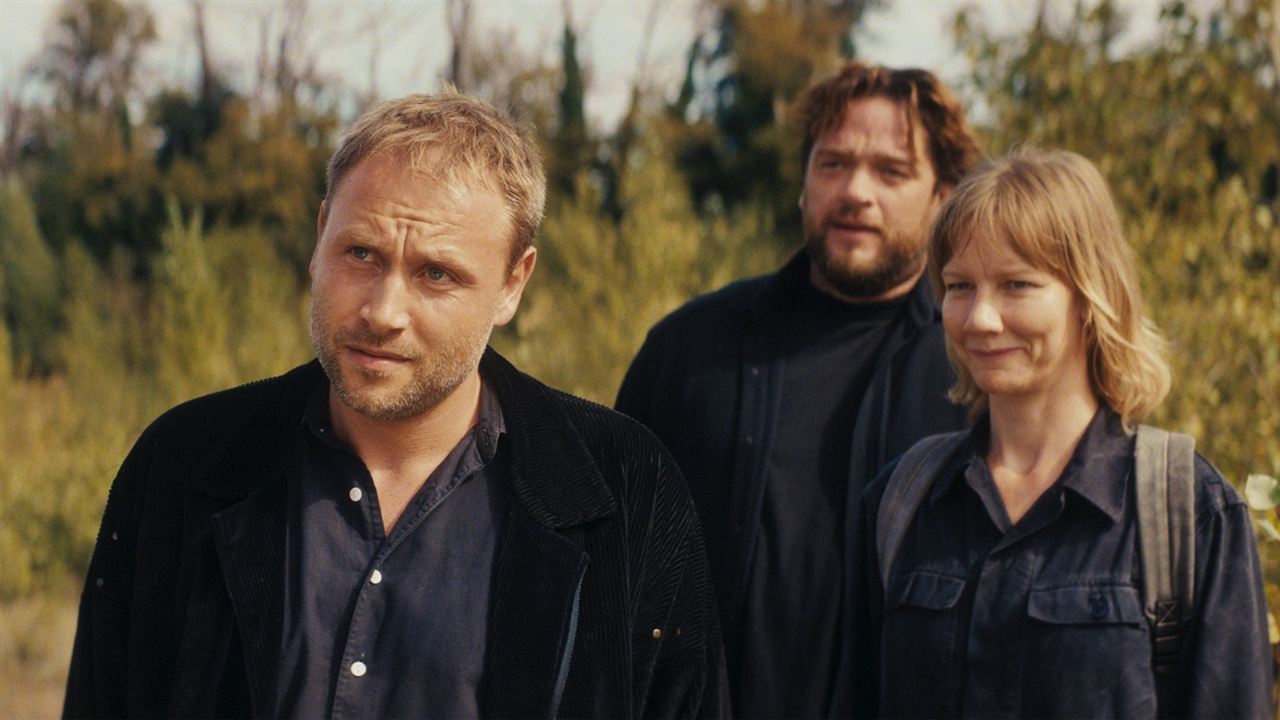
[
  {"x1": 496, "y1": 120, "x2": 782, "y2": 402},
  {"x1": 0, "y1": 180, "x2": 61, "y2": 371},
  {"x1": 41, "y1": 0, "x2": 156, "y2": 115}
]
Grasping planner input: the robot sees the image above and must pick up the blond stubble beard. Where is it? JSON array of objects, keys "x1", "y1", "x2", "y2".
[{"x1": 309, "y1": 291, "x2": 492, "y2": 422}]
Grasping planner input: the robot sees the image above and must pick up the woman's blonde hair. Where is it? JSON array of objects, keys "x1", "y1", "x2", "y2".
[{"x1": 927, "y1": 148, "x2": 1171, "y2": 428}]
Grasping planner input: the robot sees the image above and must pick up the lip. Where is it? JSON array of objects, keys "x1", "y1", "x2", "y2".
[
  {"x1": 828, "y1": 221, "x2": 880, "y2": 235},
  {"x1": 966, "y1": 347, "x2": 1019, "y2": 361},
  {"x1": 346, "y1": 345, "x2": 412, "y2": 367}
]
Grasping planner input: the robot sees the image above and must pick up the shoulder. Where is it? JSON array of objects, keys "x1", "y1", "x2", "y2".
[
  {"x1": 643, "y1": 272, "x2": 775, "y2": 343},
  {"x1": 147, "y1": 363, "x2": 311, "y2": 440},
  {"x1": 863, "y1": 430, "x2": 974, "y2": 518},
  {"x1": 548, "y1": 387, "x2": 684, "y2": 481},
  {"x1": 1190, "y1": 452, "x2": 1247, "y2": 524},
  {"x1": 126, "y1": 363, "x2": 316, "y2": 478}
]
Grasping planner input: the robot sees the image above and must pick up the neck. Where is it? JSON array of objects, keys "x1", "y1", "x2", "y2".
[
  {"x1": 987, "y1": 389, "x2": 1099, "y2": 474},
  {"x1": 328, "y1": 370, "x2": 483, "y2": 474}
]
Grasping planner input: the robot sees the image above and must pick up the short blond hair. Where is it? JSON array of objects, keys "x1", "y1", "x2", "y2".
[
  {"x1": 927, "y1": 148, "x2": 1171, "y2": 428},
  {"x1": 326, "y1": 91, "x2": 546, "y2": 266}
]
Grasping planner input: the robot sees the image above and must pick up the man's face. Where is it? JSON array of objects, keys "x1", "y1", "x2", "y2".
[
  {"x1": 309, "y1": 154, "x2": 535, "y2": 422},
  {"x1": 800, "y1": 96, "x2": 946, "y2": 301}
]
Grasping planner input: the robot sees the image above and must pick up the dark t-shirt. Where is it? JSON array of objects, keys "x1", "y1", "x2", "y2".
[{"x1": 734, "y1": 280, "x2": 906, "y2": 718}]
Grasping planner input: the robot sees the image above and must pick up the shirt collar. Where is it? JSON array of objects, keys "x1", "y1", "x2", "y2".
[
  {"x1": 928, "y1": 407, "x2": 1130, "y2": 524},
  {"x1": 1056, "y1": 407, "x2": 1130, "y2": 523}
]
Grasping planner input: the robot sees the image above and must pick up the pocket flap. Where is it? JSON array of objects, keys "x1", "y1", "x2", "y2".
[
  {"x1": 1027, "y1": 584, "x2": 1144, "y2": 625},
  {"x1": 888, "y1": 571, "x2": 965, "y2": 611}
]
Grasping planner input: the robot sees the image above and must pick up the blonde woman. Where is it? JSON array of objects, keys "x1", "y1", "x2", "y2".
[{"x1": 860, "y1": 149, "x2": 1270, "y2": 717}]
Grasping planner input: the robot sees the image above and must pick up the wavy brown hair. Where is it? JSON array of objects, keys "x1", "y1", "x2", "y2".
[
  {"x1": 795, "y1": 62, "x2": 981, "y2": 190},
  {"x1": 927, "y1": 148, "x2": 1171, "y2": 428}
]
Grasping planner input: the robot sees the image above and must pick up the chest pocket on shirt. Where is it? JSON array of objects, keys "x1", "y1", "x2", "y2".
[
  {"x1": 1026, "y1": 583, "x2": 1144, "y2": 626},
  {"x1": 881, "y1": 571, "x2": 966, "y2": 710},
  {"x1": 1021, "y1": 582, "x2": 1155, "y2": 716}
]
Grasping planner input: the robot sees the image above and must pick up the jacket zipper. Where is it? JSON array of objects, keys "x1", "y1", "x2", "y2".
[{"x1": 549, "y1": 566, "x2": 586, "y2": 719}]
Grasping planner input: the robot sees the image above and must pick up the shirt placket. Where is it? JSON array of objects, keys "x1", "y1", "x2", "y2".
[
  {"x1": 330, "y1": 436, "x2": 489, "y2": 720},
  {"x1": 960, "y1": 482, "x2": 1064, "y2": 717}
]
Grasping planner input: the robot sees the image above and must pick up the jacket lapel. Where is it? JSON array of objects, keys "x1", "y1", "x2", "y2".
[
  {"x1": 481, "y1": 509, "x2": 589, "y2": 718},
  {"x1": 186, "y1": 362, "x2": 319, "y2": 716},
  {"x1": 210, "y1": 477, "x2": 288, "y2": 715},
  {"x1": 478, "y1": 350, "x2": 616, "y2": 717}
]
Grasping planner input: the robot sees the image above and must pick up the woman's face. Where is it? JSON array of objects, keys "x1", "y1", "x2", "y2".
[{"x1": 940, "y1": 233, "x2": 1091, "y2": 405}]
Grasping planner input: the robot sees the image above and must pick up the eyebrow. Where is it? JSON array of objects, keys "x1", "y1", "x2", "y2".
[{"x1": 812, "y1": 146, "x2": 916, "y2": 166}]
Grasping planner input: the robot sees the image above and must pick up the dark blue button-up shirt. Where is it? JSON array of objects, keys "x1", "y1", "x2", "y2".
[
  {"x1": 862, "y1": 409, "x2": 1271, "y2": 718},
  {"x1": 276, "y1": 378, "x2": 510, "y2": 719}
]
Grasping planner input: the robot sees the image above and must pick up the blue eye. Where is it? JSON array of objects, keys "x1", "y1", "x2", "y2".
[
  {"x1": 350, "y1": 247, "x2": 372, "y2": 261},
  {"x1": 425, "y1": 267, "x2": 449, "y2": 282}
]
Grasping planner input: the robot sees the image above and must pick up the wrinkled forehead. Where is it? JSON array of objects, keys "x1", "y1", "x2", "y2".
[{"x1": 819, "y1": 96, "x2": 928, "y2": 164}]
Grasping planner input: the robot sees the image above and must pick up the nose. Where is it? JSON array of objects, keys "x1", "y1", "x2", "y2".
[
  {"x1": 360, "y1": 274, "x2": 411, "y2": 334},
  {"x1": 964, "y1": 291, "x2": 1002, "y2": 334},
  {"x1": 842, "y1": 167, "x2": 875, "y2": 207}
]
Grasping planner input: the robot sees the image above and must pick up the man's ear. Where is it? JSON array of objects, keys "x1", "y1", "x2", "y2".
[
  {"x1": 493, "y1": 246, "x2": 537, "y2": 327},
  {"x1": 310, "y1": 200, "x2": 327, "y2": 278}
]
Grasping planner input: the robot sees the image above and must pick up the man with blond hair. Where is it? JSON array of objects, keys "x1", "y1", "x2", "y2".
[
  {"x1": 65, "y1": 92, "x2": 727, "y2": 719},
  {"x1": 617, "y1": 63, "x2": 981, "y2": 718}
]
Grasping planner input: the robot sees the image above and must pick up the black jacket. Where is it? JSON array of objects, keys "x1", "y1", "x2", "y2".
[
  {"x1": 615, "y1": 252, "x2": 964, "y2": 715},
  {"x1": 64, "y1": 350, "x2": 728, "y2": 719}
]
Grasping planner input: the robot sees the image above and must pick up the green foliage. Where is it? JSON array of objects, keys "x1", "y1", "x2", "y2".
[
  {"x1": 160, "y1": 100, "x2": 334, "y2": 270},
  {"x1": 496, "y1": 121, "x2": 783, "y2": 402},
  {"x1": 153, "y1": 203, "x2": 233, "y2": 398},
  {"x1": 0, "y1": 215, "x2": 311, "y2": 600},
  {"x1": 0, "y1": 180, "x2": 62, "y2": 371}
]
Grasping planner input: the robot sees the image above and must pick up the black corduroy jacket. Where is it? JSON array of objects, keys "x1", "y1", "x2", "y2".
[{"x1": 64, "y1": 349, "x2": 728, "y2": 719}]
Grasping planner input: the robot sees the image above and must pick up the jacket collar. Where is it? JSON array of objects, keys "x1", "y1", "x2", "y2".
[
  {"x1": 751, "y1": 249, "x2": 940, "y2": 328},
  {"x1": 479, "y1": 348, "x2": 617, "y2": 528},
  {"x1": 191, "y1": 351, "x2": 617, "y2": 526}
]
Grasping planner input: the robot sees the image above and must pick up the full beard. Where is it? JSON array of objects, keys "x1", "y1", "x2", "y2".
[
  {"x1": 310, "y1": 294, "x2": 491, "y2": 422},
  {"x1": 805, "y1": 221, "x2": 927, "y2": 299}
]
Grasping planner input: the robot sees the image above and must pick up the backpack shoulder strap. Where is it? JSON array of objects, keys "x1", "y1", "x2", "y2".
[
  {"x1": 1134, "y1": 424, "x2": 1197, "y2": 679},
  {"x1": 876, "y1": 431, "x2": 969, "y2": 590}
]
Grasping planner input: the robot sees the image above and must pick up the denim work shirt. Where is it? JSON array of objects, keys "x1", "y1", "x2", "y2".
[
  {"x1": 276, "y1": 378, "x2": 510, "y2": 719},
  {"x1": 861, "y1": 409, "x2": 1271, "y2": 718}
]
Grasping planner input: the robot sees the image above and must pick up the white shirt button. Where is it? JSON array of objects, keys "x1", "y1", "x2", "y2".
[
  {"x1": 370, "y1": 569, "x2": 383, "y2": 585},
  {"x1": 348, "y1": 487, "x2": 363, "y2": 502},
  {"x1": 350, "y1": 661, "x2": 367, "y2": 677}
]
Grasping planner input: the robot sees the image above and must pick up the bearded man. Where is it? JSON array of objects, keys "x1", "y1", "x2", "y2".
[
  {"x1": 616, "y1": 63, "x2": 981, "y2": 719},
  {"x1": 65, "y1": 92, "x2": 727, "y2": 719}
]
